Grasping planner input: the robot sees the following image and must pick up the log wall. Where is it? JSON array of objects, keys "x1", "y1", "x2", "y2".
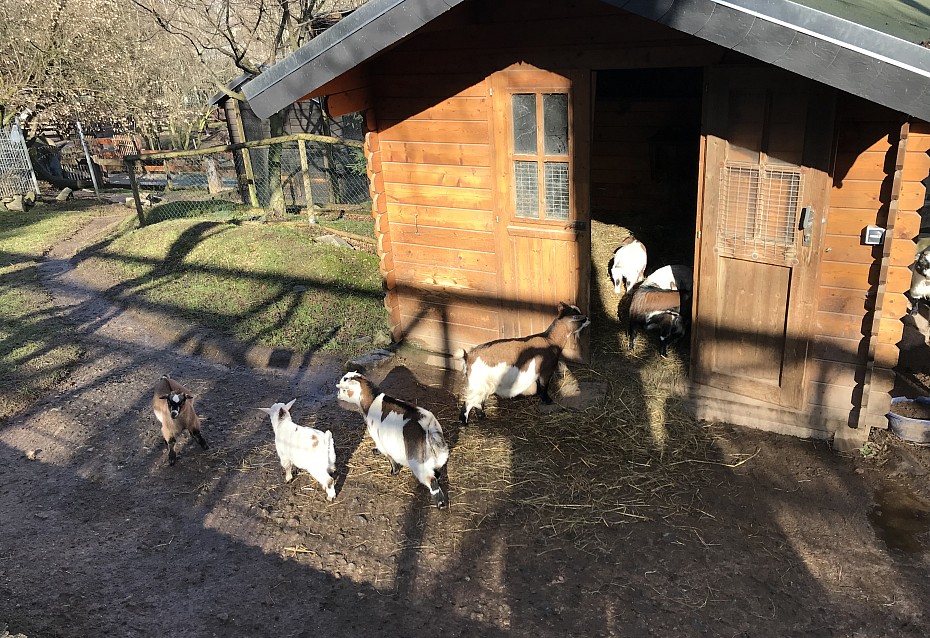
[{"x1": 813, "y1": 99, "x2": 927, "y2": 430}]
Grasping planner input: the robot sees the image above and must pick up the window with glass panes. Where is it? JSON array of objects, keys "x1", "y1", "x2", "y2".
[{"x1": 510, "y1": 92, "x2": 570, "y2": 221}]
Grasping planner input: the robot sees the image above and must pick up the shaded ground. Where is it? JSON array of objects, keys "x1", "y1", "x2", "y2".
[{"x1": 3, "y1": 211, "x2": 930, "y2": 637}]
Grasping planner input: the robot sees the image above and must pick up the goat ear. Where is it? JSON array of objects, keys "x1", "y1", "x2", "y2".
[
  {"x1": 256, "y1": 407, "x2": 273, "y2": 415},
  {"x1": 159, "y1": 394, "x2": 169, "y2": 400},
  {"x1": 185, "y1": 393, "x2": 195, "y2": 399},
  {"x1": 557, "y1": 301, "x2": 567, "y2": 311},
  {"x1": 285, "y1": 399, "x2": 296, "y2": 411}
]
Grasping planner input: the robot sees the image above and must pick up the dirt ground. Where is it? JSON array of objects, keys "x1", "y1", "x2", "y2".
[{"x1": 3, "y1": 211, "x2": 930, "y2": 637}]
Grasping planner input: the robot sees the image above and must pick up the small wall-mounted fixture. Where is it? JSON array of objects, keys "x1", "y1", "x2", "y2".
[{"x1": 862, "y1": 225, "x2": 885, "y2": 246}]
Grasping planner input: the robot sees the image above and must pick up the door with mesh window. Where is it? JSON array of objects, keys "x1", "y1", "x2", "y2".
[
  {"x1": 491, "y1": 68, "x2": 590, "y2": 361},
  {"x1": 692, "y1": 67, "x2": 834, "y2": 408}
]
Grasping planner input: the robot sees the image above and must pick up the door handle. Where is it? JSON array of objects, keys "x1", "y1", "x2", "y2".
[{"x1": 799, "y1": 207, "x2": 814, "y2": 247}]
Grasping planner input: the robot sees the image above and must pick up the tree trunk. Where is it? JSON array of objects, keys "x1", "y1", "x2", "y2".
[
  {"x1": 267, "y1": 112, "x2": 286, "y2": 218},
  {"x1": 204, "y1": 157, "x2": 222, "y2": 194}
]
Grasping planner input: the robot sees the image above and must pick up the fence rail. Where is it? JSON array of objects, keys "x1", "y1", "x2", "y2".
[{"x1": 123, "y1": 133, "x2": 369, "y2": 226}]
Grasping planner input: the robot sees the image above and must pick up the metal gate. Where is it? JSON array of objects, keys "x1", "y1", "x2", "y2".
[{"x1": 0, "y1": 122, "x2": 39, "y2": 198}]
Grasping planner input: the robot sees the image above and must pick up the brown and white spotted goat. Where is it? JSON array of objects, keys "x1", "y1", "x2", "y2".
[
  {"x1": 336, "y1": 372, "x2": 449, "y2": 509},
  {"x1": 457, "y1": 302, "x2": 590, "y2": 424},
  {"x1": 152, "y1": 374, "x2": 207, "y2": 465}
]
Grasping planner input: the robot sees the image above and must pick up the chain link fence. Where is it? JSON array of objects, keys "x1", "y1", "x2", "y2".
[{"x1": 123, "y1": 133, "x2": 370, "y2": 225}]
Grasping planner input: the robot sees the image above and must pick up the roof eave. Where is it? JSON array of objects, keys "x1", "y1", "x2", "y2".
[
  {"x1": 243, "y1": 0, "x2": 930, "y2": 122},
  {"x1": 243, "y1": 0, "x2": 467, "y2": 119},
  {"x1": 608, "y1": 0, "x2": 930, "y2": 121}
]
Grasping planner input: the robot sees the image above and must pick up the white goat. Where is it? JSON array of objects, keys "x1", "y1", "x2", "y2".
[
  {"x1": 456, "y1": 302, "x2": 590, "y2": 423},
  {"x1": 152, "y1": 374, "x2": 207, "y2": 466},
  {"x1": 642, "y1": 264, "x2": 693, "y2": 295},
  {"x1": 608, "y1": 238, "x2": 648, "y2": 294},
  {"x1": 258, "y1": 399, "x2": 336, "y2": 501},
  {"x1": 336, "y1": 372, "x2": 449, "y2": 509},
  {"x1": 909, "y1": 249, "x2": 930, "y2": 316}
]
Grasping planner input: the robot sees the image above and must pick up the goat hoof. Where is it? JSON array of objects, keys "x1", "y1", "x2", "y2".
[{"x1": 474, "y1": 408, "x2": 486, "y2": 420}]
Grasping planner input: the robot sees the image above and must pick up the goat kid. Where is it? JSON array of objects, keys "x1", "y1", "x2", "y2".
[
  {"x1": 457, "y1": 302, "x2": 590, "y2": 424},
  {"x1": 608, "y1": 237, "x2": 648, "y2": 294},
  {"x1": 909, "y1": 249, "x2": 930, "y2": 316},
  {"x1": 258, "y1": 399, "x2": 336, "y2": 501},
  {"x1": 336, "y1": 372, "x2": 449, "y2": 509},
  {"x1": 626, "y1": 286, "x2": 688, "y2": 357},
  {"x1": 152, "y1": 374, "x2": 207, "y2": 466}
]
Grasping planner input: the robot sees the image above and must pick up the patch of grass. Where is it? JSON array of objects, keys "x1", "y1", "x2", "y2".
[
  {"x1": 83, "y1": 219, "x2": 387, "y2": 356},
  {"x1": 316, "y1": 216, "x2": 374, "y2": 238},
  {"x1": 143, "y1": 198, "x2": 254, "y2": 225},
  {"x1": 0, "y1": 205, "x2": 109, "y2": 421}
]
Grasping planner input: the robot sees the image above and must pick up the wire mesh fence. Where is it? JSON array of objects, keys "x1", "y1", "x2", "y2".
[
  {"x1": 124, "y1": 133, "x2": 370, "y2": 225},
  {"x1": 0, "y1": 122, "x2": 39, "y2": 199}
]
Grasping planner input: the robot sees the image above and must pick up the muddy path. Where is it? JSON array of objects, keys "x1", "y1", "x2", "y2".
[{"x1": 2, "y1": 211, "x2": 930, "y2": 637}]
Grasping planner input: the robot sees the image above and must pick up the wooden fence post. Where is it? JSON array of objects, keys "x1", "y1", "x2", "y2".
[
  {"x1": 298, "y1": 140, "x2": 315, "y2": 223},
  {"x1": 124, "y1": 158, "x2": 146, "y2": 226}
]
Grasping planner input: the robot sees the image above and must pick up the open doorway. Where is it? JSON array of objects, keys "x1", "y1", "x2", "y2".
[{"x1": 588, "y1": 67, "x2": 704, "y2": 360}]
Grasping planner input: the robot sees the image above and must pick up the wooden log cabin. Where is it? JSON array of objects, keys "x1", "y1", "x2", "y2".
[{"x1": 243, "y1": 0, "x2": 930, "y2": 449}]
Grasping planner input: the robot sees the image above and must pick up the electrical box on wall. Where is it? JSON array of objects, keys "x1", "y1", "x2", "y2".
[{"x1": 862, "y1": 225, "x2": 885, "y2": 246}]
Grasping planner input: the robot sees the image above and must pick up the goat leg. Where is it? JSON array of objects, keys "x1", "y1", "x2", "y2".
[
  {"x1": 537, "y1": 383, "x2": 554, "y2": 405},
  {"x1": 388, "y1": 458, "x2": 402, "y2": 476},
  {"x1": 192, "y1": 430, "x2": 208, "y2": 450},
  {"x1": 429, "y1": 477, "x2": 448, "y2": 509},
  {"x1": 458, "y1": 403, "x2": 470, "y2": 424},
  {"x1": 165, "y1": 437, "x2": 177, "y2": 466}
]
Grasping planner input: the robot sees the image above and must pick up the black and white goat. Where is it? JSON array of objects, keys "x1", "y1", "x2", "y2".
[
  {"x1": 336, "y1": 372, "x2": 449, "y2": 509},
  {"x1": 457, "y1": 302, "x2": 590, "y2": 423},
  {"x1": 152, "y1": 374, "x2": 207, "y2": 466},
  {"x1": 258, "y1": 400, "x2": 336, "y2": 501},
  {"x1": 608, "y1": 237, "x2": 648, "y2": 295},
  {"x1": 626, "y1": 286, "x2": 688, "y2": 357},
  {"x1": 909, "y1": 248, "x2": 930, "y2": 316}
]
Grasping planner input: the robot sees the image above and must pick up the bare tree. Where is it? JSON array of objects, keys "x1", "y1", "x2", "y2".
[
  {"x1": 130, "y1": 0, "x2": 367, "y2": 215},
  {"x1": 0, "y1": 0, "x2": 221, "y2": 147}
]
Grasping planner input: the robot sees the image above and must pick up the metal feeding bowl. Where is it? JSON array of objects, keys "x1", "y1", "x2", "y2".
[{"x1": 886, "y1": 396, "x2": 930, "y2": 443}]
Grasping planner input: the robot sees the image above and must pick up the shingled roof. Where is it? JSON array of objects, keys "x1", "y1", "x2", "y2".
[{"x1": 243, "y1": 0, "x2": 930, "y2": 121}]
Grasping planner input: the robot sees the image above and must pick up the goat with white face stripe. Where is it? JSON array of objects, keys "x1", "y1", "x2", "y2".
[
  {"x1": 152, "y1": 374, "x2": 207, "y2": 466},
  {"x1": 336, "y1": 372, "x2": 449, "y2": 509},
  {"x1": 457, "y1": 302, "x2": 590, "y2": 424}
]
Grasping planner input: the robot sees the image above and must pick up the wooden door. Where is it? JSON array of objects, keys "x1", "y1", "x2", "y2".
[
  {"x1": 491, "y1": 67, "x2": 591, "y2": 360},
  {"x1": 692, "y1": 67, "x2": 834, "y2": 408}
]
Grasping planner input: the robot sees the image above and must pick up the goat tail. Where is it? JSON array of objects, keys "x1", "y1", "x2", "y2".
[{"x1": 452, "y1": 348, "x2": 468, "y2": 374}]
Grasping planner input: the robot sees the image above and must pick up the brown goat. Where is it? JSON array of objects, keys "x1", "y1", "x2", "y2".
[{"x1": 152, "y1": 375, "x2": 207, "y2": 466}]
